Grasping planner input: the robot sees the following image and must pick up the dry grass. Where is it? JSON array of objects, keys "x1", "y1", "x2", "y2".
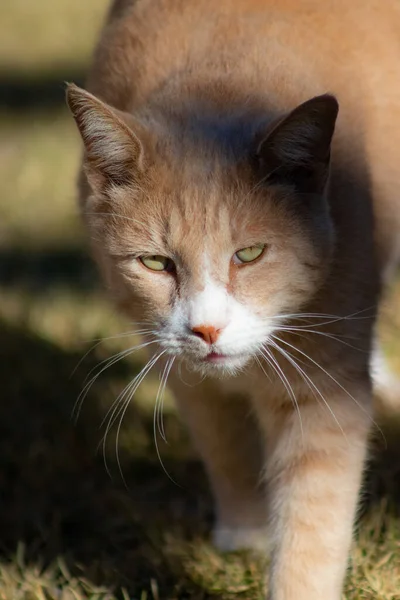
[{"x1": 1, "y1": 1, "x2": 400, "y2": 598}]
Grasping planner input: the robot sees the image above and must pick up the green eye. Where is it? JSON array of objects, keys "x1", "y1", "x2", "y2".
[
  {"x1": 234, "y1": 245, "x2": 265, "y2": 264},
  {"x1": 139, "y1": 255, "x2": 174, "y2": 272}
]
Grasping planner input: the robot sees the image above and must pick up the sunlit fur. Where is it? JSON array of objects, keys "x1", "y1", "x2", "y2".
[{"x1": 67, "y1": 1, "x2": 400, "y2": 599}]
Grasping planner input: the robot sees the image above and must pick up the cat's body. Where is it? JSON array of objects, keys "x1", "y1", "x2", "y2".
[{"x1": 67, "y1": 1, "x2": 400, "y2": 598}]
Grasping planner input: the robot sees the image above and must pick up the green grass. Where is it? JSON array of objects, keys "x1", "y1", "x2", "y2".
[{"x1": 1, "y1": 1, "x2": 400, "y2": 598}]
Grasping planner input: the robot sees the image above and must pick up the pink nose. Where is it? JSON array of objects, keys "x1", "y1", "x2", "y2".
[{"x1": 191, "y1": 325, "x2": 221, "y2": 345}]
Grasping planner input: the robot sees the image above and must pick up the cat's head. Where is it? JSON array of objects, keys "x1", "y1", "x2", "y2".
[{"x1": 67, "y1": 85, "x2": 338, "y2": 376}]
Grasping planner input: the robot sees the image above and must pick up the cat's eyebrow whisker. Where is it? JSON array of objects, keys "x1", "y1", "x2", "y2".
[
  {"x1": 84, "y1": 211, "x2": 148, "y2": 228},
  {"x1": 259, "y1": 345, "x2": 304, "y2": 439},
  {"x1": 272, "y1": 334, "x2": 386, "y2": 446},
  {"x1": 101, "y1": 189, "x2": 155, "y2": 210},
  {"x1": 268, "y1": 336, "x2": 348, "y2": 444},
  {"x1": 85, "y1": 210, "x2": 165, "y2": 238}
]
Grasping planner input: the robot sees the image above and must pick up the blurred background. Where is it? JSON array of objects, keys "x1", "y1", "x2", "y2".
[{"x1": 0, "y1": 1, "x2": 399, "y2": 599}]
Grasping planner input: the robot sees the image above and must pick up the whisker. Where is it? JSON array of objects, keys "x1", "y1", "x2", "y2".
[
  {"x1": 157, "y1": 357, "x2": 175, "y2": 442},
  {"x1": 98, "y1": 357, "x2": 159, "y2": 479},
  {"x1": 84, "y1": 338, "x2": 156, "y2": 387},
  {"x1": 73, "y1": 339, "x2": 157, "y2": 422},
  {"x1": 260, "y1": 345, "x2": 304, "y2": 439},
  {"x1": 71, "y1": 329, "x2": 155, "y2": 379},
  {"x1": 153, "y1": 358, "x2": 182, "y2": 487},
  {"x1": 177, "y1": 361, "x2": 207, "y2": 386},
  {"x1": 269, "y1": 336, "x2": 348, "y2": 443},
  {"x1": 254, "y1": 355, "x2": 272, "y2": 382},
  {"x1": 270, "y1": 306, "x2": 376, "y2": 326},
  {"x1": 273, "y1": 334, "x2": 386, "y2": 445},
  {"x1": 275, "y1": 327, "x2": 365, "y2": 352},
  {"x1": 82, "y1": 328, "x2": 156, "y2": 344},
  {"x1": 98, "y1": 351, "x2": 165, "y2": 483},
  {"x1": 82, "y1": 344, "x2": 146, "y2": 393},
  {"x1": 114, "y1": 351, "x2": 167, "y2": 488},
  {"x1": 155, "y1": 360, "x2": 170, "y2": 442},
  {"x1": 100, "y1": 349, "x2": 159, "y2": 435}
]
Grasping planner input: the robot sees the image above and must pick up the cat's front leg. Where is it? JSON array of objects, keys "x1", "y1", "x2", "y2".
[
  {"x1": 169, "y1": 372, "x2": 268, "y2": 553},
  {"x1": 254, "y1": 383, "x2": 371, "y2": 600}
]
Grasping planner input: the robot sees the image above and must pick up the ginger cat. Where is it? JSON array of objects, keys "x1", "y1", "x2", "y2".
[{"x1": 66, "y1": 0, "x2": 400, "y2": 598}]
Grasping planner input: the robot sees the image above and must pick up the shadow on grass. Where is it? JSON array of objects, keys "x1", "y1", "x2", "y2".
[
  {"x1": 0, "y1": 68, "x2": 86, "y2": 111},
  {"x1": 0, "y1": 320, "x2": 213, "y2": 597},
  {"x1": 0, "y1": 247, "x2": 98, "y2": 291}
]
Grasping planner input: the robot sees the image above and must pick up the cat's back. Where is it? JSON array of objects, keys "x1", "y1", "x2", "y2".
[{"x1": 90, "y1": 0, "x2": 400, "y2": 109}]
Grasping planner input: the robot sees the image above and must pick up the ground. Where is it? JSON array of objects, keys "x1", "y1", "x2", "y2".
[{"x1": 1, "y1": 1, "x2": 400, "y2": 598}]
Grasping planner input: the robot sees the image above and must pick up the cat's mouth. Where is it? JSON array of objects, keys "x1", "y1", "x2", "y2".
[
  {"x1": 203, "y1": 351, "x2": 233, "y2": 363},
  {"x1": 160, "y1": 336, "x2": 255, "y2": 372},
  {"x1": 201, "y1": 350, "x2": 252, "y2": 370}
]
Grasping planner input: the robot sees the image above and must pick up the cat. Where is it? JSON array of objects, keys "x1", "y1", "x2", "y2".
[{"x1": 66, "y1": 0, "x2": 400, "y2": 598}]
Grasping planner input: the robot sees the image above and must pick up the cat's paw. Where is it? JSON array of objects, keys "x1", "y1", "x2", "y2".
[{"x1": 212, "y1": 525, "x2": 269, "y2": 553}]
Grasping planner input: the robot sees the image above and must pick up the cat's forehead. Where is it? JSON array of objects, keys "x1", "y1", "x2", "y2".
[
  {"x1": 167, "y1": 197, "x2": 234, "y2": 256},
  {"x1": 135, "y1": 178, "x2": 238, "y2": 252},
  {"x1": 106, "y1": 140, "x2": 297, "y2": 261},
  {"x1": 112, "y1": 174, "x2": 290, "y2": 259}
]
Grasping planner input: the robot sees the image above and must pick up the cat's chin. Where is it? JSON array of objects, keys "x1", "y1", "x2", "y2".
[{"x1": 185, "y1": 353, "x2": 252, "y2": 378}]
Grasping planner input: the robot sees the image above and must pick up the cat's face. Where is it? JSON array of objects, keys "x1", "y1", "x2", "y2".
[
  {"x1": 67, "y1": 86, "x2": 338, "y2": 376},
  {"x1": 94, "y1": 178, "x2": 331, "y2": 376}
]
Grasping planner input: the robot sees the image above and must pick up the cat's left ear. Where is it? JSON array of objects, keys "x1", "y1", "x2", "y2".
[
  {"x1": 66, "y1": 83, "x2": 147, "y2": 194},
  {"x1": 255, "y1": 94, "x2": 339, "y2": 194}
]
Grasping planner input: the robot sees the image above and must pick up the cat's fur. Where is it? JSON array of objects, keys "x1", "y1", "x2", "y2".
[{"x1": 66, "y1": 1, "x2": 400, "y2": 598}]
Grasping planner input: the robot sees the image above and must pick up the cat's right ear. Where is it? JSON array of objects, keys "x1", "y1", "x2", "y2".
[{"x1": 66, "y1": 83, "x2": 146, "y2": 193}]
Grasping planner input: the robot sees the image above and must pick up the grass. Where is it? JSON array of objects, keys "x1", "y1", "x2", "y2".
[{"x1": 1, "y1": 1, "x2": 400, "y2": 598}]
